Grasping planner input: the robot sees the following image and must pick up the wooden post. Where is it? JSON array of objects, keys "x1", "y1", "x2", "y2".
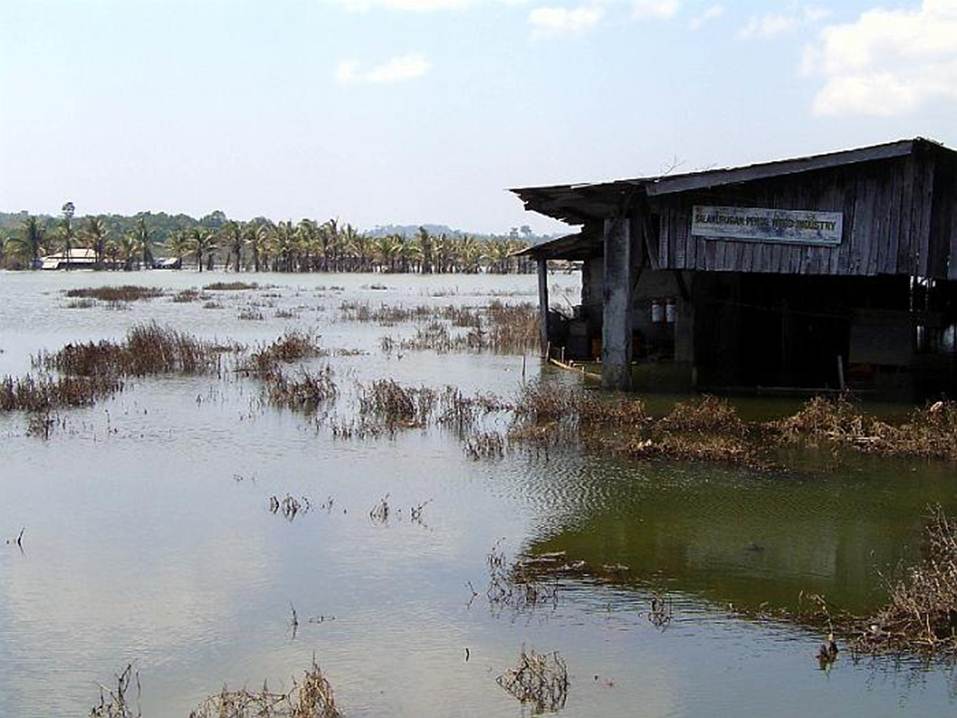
[
  {"x1": 537, "y1": 258, "x2": 549, "y2": 357},
  {"x1": 602, "y1": 216, "x2": 634, "y2": 390}
]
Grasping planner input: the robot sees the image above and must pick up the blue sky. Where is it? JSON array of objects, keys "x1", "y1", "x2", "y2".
[{"x1": 2, "y1": 0, "x2": 955, "y2": 233}]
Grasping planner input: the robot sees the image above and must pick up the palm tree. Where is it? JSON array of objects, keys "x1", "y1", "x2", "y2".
[
  {"x1": 58, "y1": 202, "x2": 76, "y2": 266},
  {"x1": 119, "y1": 232, "x2": 141, "y2": 271},
  {"x1": 271, "y1": 221, "x2": 298, "y2": 272},
  {"x1": 134, "y1": 217, "x2": 153, "y2": 269},
  {"x1": 190, "y1": 228, "x2": 218, "y2": 272},
  {"x1": 165, "y1": 230, "x2": 192, "y2": 266},
  {"x1": 221, "y1": 221, "x2": 244, "y2": 272},
  {"x1": 417, "y1": 227, "x2": 433, "y2": 274},
  {"x1": 83, "y1": 217, "x2": 109, "y2": 269},
  {"x1": 104, "y1": 238, "x2": 121, "y2": 269},
  {"x1": 4, "y1": 215, "x2": 46, "y2": 268}
]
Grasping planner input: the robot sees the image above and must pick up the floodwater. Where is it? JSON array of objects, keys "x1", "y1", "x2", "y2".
[{"x1": 0, "y1": 270, "x2": 955, "y2": 717}]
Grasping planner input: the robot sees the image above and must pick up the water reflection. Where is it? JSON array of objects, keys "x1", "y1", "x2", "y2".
[{"x1": 1, "y1": 271, "x2": 955, "y2": 717}]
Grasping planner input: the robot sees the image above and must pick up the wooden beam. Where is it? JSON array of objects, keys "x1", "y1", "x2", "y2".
[{"x1": 537, "y1": 258, "x2": 549, "y2": 357}]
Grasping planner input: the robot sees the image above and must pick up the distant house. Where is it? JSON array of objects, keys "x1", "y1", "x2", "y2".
[
  {"x1": 153, "y1": 257, "x2": 182, "y2": 270},
  {"x1": 40, "y1": 248, "x2": 97, "y2": 270}
]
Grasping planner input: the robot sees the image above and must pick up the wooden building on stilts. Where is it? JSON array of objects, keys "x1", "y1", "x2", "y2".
[{"x1": 513, "y1": 138, "x2": 957, "y2": 400}]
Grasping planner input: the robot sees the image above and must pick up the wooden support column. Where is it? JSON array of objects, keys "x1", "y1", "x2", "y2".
[
  {"x1": 602, "y1": 217, "x2": 634, "y2": 390},
  {"x1": 537, "y1": 257, "x2": 549, "y2": 357}
]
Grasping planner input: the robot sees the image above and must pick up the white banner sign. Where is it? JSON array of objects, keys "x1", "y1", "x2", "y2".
[{"x1": 691, "y1": 205, "x2": 843, "y2": 245}]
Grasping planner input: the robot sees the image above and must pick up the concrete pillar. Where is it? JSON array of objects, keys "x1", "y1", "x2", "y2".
[
  {"x1": 537, "y1": 258, "x2": 549, "y2": 357},
  {"x1": 602, "y1": 217, "x2": 634, "y2": 390}
]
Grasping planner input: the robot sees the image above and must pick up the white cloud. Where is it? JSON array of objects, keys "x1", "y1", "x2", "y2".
[
  {"x1": 632, "y1": 0, "x2": 679, "y2": 20},
  {"x1": 335, "y1": 54, "x2": 431, "y2": 85},
  {"x1": 739, "y1": 5, "x2": 829, "y2": 39},
  {"x1": 689, "y1": 3, "x2": 723, "y2": 30},
  {"x1": 803, "y1": 0, "x2": 957, "y2": 117},
  {"x1": 529, "y1": 4, "x2": 604, "y2": 34},
  {"x1": 330, "y1": 0, "x2": 471, "y2": 10}
]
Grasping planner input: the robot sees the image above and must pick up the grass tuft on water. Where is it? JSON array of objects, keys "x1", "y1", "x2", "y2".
[
  {"x1": 66, "y1": 286, "x2": 164, "y2": 302},
  {"x1": 37, "y1": 323, "x2": 227, "y2": 378},
  {"x1": 204, "y1": 281, "x2": 259, "y2": 291}
]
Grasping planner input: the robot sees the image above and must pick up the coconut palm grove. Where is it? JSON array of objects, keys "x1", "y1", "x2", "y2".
[{"x1": 0, "y1": 205, "x2": 541, "y2": 273}]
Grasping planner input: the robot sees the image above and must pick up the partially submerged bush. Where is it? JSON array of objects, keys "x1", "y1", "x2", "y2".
[
  {"x1": 66, "y1": 285, "x2": 163, "y2": 302},
  {"x1": 246, "y1": 331, "x2": 323, "y2": 376},
  {"x1": 203, "y1": 281, "x2": 259, "y2": 291},
  {"x1": 769, "y1": 396, "x2": 957, "y2": 461},
  {"x1": 38, "y1": 324, "x2": 226, "y2": 377},
  {"x1": 496, "y1": 647, "x2": 568, "y2": 714},
  {"x1": 1, "y1": 373, "x2": 122, "y2": 412},
  {"x1": 266, "y1": 368, "x2": 339, "y2": 411},
  {"x1": 856, "y1": 505, "x2": 957, "y2": 656},
  {"x1": 657, "y1": 395, "x2": 746, "y2": 437}
]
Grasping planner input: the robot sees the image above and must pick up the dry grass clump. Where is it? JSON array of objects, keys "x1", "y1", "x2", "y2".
[
  {"x1": 770, "y1": 396, "x2": 957, "y2": 461},
  {"x1": 480, "y1": 301, "x2": 539, "y2": 353},
  {"x1": 617, "y1": 433, "x2": 762, "y2": 467},
  {"x1": 38, "y1": 324, "x2": 226, "y2": 377},
  {"x1": 855, "y1": 506, "x2": 957, "y2": 656},
  {"x1": 1, "y1": 373, "x2": 123, "y2": 412},
  {"x1": 770, "y1": 395, "x2": 873, "y2": 445},
  {"x1": 513, "y1": 382, "x2": 647, "y2": 427},
  {"x1": 188, "y1": 659, "x2": 341, "y2": 718},
  {"x1": 265, "y1": 368, "x2": 339, "y2": 412},
  {"x1": 66, "y1": 286, "x2": 164, "y2": 302},
  {"x1": 657, "y1": 395, "x2": 746, "y2": 437},
  {"x1": 67, "y1": 298, "x2": 96, "y2": 309},
  {"x1": 357, "y1": 379, "x2": 435, "y2": 429},
  {"x1": 496, "y1": 647, "x2": 568, "y2": 714},
  {"x1": 203, "y1": 281, "x2": 259, "y2": 291},
  {"x1": 172, "y1": 289, "x2": 202, "y2": 303},
  {"x1": 246, "y1": 331, "x2": 323, "y2": 376},
  {"x1": 238, "y1": 308, "x2": 265, "y2": 321}
]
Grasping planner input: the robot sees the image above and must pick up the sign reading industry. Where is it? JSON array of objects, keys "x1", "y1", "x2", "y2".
[{"x1": 691, "y1": 205, "x2": 844, "y2": 246}]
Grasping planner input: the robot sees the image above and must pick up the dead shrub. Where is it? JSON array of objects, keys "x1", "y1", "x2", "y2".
[
  {"x1": 657, "y1": 395, "x2": 746, "y2": 436},
  {"x1": 855, "y1": 505, "x2": 957, "y2": 656},
  {"x1": 188, "y1": 659, "x2": 341, "y2": 718},
  {"x1": 496, "y1": 647, "x2": 568, "y2": 714}
]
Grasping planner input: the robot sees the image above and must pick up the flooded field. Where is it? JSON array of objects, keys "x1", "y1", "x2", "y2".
[{"x1": 1, "y1": 270, "x2": 955, "y2": 717}]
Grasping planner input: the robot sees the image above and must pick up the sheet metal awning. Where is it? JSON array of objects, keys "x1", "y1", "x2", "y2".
[
  {"x1": 514, "y1": 232, "x2": 601, "y2": 260},
  {"x1": 510, "y1": 137, "x2": 954, "y2": 224}
]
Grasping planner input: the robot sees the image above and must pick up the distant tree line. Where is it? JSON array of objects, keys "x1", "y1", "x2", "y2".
[{"x1": 1, "y1": 207, "x2": 541, "y2": 273}]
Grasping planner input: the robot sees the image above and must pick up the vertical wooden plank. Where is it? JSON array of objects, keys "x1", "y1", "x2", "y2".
[
  {"x1": 916, "y1": 154, "x2": 936, "y2": 277},
  {"x1": 536, "y1": 258, "x2": 549, "y2": 356},
  {"x1": 883, "y1": 164, "x2": 902, "y2": 274},
  {"x1": 837, "y1": 173, "x2": 856, "y2": 274},
  {"x1": 897, "y1": 155, "x2": 916, "y2": 274}
]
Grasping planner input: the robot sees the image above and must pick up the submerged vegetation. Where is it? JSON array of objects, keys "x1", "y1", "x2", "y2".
[
  {"x1": 496, "y1": 647, "x2": 569, "y2": 714},
  {"x1": 854, "y1": 506, "x2": 957, "y2": 656},
  {"x1": 89, "y1": 660, "x2": 341, "y2": 718},
  {"x1": 36, "y1": 324, "x2": 228, "y2": 378},
  {"x1": 65, "y1": 285, "x2": 165, "y2": 302}
]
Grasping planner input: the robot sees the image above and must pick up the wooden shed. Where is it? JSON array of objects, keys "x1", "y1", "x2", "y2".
[{"x1": 514, "y1": 138, "x2": 957, "y2": 399}]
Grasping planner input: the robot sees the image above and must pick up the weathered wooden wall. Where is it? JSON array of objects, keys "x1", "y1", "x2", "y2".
[{"x1": 651, "y1": 149, "x2": 953, "y2": 278}]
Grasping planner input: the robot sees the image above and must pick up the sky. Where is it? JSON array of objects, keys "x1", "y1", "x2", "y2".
[{"x1": 1, "y1": 0, "x2": 956, "y2": 234}]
